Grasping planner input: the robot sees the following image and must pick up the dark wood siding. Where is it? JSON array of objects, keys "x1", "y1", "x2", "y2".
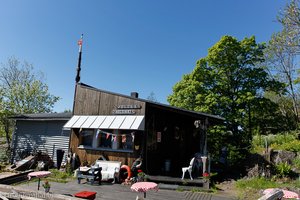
[
  {"x1": 74, "y1": 85, "x2": 146, "y2": 115},
  {"x1": 71, "y1": 84, "x2": 146, "y2": 166},
  {"x1": 144, "y1": 104, "x2": 207, "y2": 176}
]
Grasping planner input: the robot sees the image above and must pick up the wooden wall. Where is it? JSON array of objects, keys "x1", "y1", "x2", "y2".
[
  {"x1": 73, "y1": 84, "x2": 146, "y2": 115},
  {"x1": 71, "y1": 84, "x2": 145, "y2": 166},
  {"x1": 144, "y1": 104, "x2": 207, "y2": 176}
]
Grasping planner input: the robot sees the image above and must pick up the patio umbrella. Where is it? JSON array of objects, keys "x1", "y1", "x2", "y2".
[
  {"x1": 131, "y1": 182, "x2": 158, "y2": 198},
  {"x1": 282, "y1": 189, "x2": 300, "y2": 199}
]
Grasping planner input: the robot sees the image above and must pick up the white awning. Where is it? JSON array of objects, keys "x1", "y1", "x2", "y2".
[{"x1": 63, "y1": 115, "x2": 145, "y2": 130}]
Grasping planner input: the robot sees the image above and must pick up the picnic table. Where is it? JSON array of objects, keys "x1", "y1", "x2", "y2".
[{"x1": 27, "y1": 171, "x2": 51, "y2": 190}]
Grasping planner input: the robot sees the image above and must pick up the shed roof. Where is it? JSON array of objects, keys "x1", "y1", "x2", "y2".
[{"x1": 11, "y1": 112, "x2": 72, "y2": 121}]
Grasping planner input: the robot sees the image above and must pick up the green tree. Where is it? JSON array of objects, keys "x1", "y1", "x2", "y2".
[
  {"x1": 265, "y1": 0, "x2": 300, "y2": 123},
  {"x1": 0, "y1": 57, "x2": 60, "y2": 146},
  {"x1": 168, "y1": 36, "x2": 284, "y2": 163}
]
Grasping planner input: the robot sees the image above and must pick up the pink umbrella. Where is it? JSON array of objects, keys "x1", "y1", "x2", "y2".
[
  {"x1": 263, "y1": 188, "x2": 300, "y2": 199},
  {"x1": 282, "y1": 189, "x2": 300, "y2": 199},
  {"x1": 27, "y1": 171, "x2": 51, "y2": 190},
  {"x1": 131, "y1": 182, "x2": 158, "y2": 198}
]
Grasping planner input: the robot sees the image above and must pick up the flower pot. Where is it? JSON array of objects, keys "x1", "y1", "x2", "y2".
[
  {"x1": 137, "y1": 176, "x2": 144, "y2": 182},
  {"x1": 44, "y1": 187, "x2": 50, "y2": 193}
]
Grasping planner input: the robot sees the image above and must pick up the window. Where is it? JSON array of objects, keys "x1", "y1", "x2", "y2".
[
  {"x1": 98, "y1": 130, "x2": 112, "y2": 148},
  {"x1": 80, "y1": 129, "x2": 94, "y2": 147},
  {"x1": 120, "y1": 133, "x2": 133, "y2": 150},
  {"x1": 98, "y1": 129, "x2": 134, "y2": 151},
  {"x1": 78, "y1": 128, "x2": 138, "y2": 152}
]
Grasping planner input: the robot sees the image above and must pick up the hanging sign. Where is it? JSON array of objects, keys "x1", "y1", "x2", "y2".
[
  {"x1": 157, "y1": 132, "x2": 161, "y2": 142},
  {"x1": 112, "y1": 104, "x2": 142, "y2": 115},
  {"x1": 117, "y1": 105, "x2": 141, "y2": 109},
  {"x1": 112, "y1": 110, "x2": 136, "y2": 114}
]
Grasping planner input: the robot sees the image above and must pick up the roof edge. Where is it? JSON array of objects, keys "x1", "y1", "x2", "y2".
[{"x1": 77, "y1": 83, "x2": 224, "y2": 121}]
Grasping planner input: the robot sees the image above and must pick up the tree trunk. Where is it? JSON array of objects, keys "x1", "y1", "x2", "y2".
[{"x1": 287, "y1": 74, "x2": 299, "y2": 122}]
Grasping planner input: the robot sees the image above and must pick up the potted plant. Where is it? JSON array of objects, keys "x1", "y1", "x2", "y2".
[
  {"x1": 42, "y1": 180, "x2": 51, "y2": 193},
  {"x1": 203, "y1": 172, "x2": 210, "y2": 178},
  {"x1": 137, "y1": 170, "x2": 146, "y2": 182}
]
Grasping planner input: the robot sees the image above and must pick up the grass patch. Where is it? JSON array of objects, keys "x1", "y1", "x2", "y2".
[
  {"x1": 47, "y1": 169, "x2": 74, "y2": 183},
  {"x1": 13, "y1": 169, "x2": 74, "y2": 186},
  {"x1": 236, "y1": 177, "x2": 278, "y2": 190},
  {"x1": 176, "y1": 188, "x2": 185, "y2": 192},
  {"x1": 237, "y1": 188, "x2": 261, "y2": 200}
]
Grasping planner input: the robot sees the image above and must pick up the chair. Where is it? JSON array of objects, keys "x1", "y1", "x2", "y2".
[{"x1": 181, "y1": 157, "x2": 195, "y2": 180}]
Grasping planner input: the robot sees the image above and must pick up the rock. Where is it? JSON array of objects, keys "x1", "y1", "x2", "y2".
[{"x1": 271, "y1": 150, "x2": 296, "y2": 165}]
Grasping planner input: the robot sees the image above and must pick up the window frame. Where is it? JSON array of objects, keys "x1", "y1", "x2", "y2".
[{"x1": 78, "y1": 128, "x2": 138, "y2": 153}]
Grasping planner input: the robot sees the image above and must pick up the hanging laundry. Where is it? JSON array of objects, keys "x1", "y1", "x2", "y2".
[
  {"x1": 96, "y1": 129, "x2": 100, "y2": 138},
  {"x1": 111, "y1": 135, "x2": 117, "y2": 142},
  {"x1": 122, "y1": 135, "x2": 126, "y2": 143},
  {"x1": 131, "y1": 132, "x2": 135, "y2": 142}
]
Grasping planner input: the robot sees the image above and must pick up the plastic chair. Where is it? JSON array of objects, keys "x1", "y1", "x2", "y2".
[{"x1": 181, "y1": 157, "x2": 195, "y2": 180}]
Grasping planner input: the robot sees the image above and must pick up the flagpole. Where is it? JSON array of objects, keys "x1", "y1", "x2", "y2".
[
  {"x1": 72, "y1": 34, "x2": 83, "y2": 116},
  {"x1": 75, "y1": 34, "x2": 83, "y2": 83}
]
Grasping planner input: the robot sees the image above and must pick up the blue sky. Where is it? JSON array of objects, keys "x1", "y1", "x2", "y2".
[{"x1": 0, "y1": 0, "x2": 287, "y2": 112}]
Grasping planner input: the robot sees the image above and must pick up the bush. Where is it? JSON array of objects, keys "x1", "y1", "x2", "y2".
[
  {"x1": 252, "y1": 132, "x2": 300, "y2": 153},
  {"x1": 49, "y1": 169, "x2": 70, "y2": 179},
  {"x1": 227, "y1": 145, "x2": 246, "y2": 167},
  {"x1": 275, "y1": 162, "x2": 293, "y2": 178},
  {"x1": 274, "y1": 140, "x2": 300, "y2": 152},
  {"x1": 292, "y1": 157, "x2": 300, "y2": 170},
  {"x1": 0, "y1": 151, "x2": 9, "y2": 163},
  {"x1": 252, "y1": 134, "x2": 296, "y2": 147}
]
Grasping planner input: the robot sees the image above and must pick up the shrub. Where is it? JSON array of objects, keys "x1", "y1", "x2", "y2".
[
  {"x1": 275, "y1": 162, "x2": 293, "y2": 178},
  {"x1": 227, "y1": 145, "x2": 246, "y2": 167},
  {"x1": 292, "y1": 157, "x2": 300, "y2": 170},
  {"x1": 252, "y1": 132, "x2": 300, "y2": 153},
  {"x1": 279, "y1": 140, "x2": 300, "y2": 152},
  {"x1": 0, "y1": 151, "x2": 9, "y2": 163},
  {"x1": 49, "y1": 169, "x2": 69, "y2": 179}
]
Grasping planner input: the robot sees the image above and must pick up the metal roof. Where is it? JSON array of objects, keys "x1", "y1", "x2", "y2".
[
  {"x1": 11, "y1": 112, "x2": 72, "y2": 121},
  {"x1": 64, "y1": 115, "x2": 145, "y2": 130}
]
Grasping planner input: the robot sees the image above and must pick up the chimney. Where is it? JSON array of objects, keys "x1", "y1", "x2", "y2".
[{"x1": 131, "y1": 92, "x2": 139, "y2": 98}]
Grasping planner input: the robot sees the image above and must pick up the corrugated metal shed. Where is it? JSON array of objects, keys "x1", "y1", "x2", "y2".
[{"x1": 11, "y1": 113, "x2": 71, "y2": 166}]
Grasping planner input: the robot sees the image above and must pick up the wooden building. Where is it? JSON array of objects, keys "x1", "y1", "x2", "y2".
[{"x1": 64, "y1": 83, "x2": 223, "y2": 177}]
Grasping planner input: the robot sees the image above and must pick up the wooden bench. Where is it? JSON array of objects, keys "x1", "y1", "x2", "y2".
[
  {"x1": 94, "y1": 160, "x2": 122, "y2": 183},
  {"x1": 77, "y1": 167, "x2": 102, "y2": 185}
]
